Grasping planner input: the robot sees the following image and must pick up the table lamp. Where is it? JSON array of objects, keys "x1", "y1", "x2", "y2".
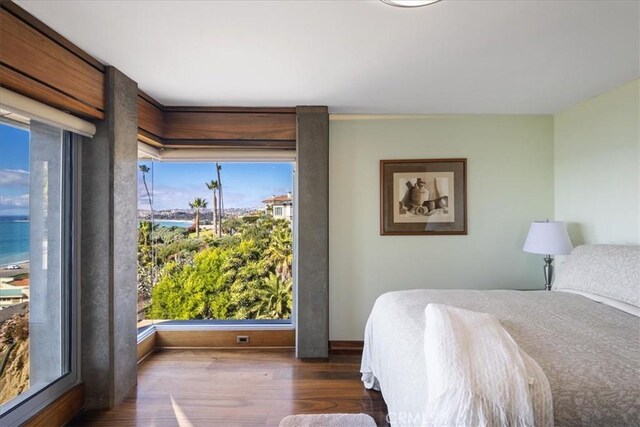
[{"x1": 523, "y1": 221, "x2": 573, "y2": 290}]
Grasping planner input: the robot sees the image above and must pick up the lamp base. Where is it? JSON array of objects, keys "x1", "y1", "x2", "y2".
[{"x1": 543, "y1": 255, "x2": 553, "y2": 291}]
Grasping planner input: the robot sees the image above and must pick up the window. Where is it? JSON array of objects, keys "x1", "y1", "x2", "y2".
[
  {"x1": 137, "y1": 161, "x2": 294, "y2": 330},
  {"x1": 0, "y1": 117, "x2": 79, "y2": 423}
]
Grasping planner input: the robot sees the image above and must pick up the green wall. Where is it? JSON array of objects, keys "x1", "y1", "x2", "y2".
[
  {"x1": 554, "y1": 79, "x2": 640, "y2": 246},
  {"x1": 329, "y1": 115, "x2": 554, "y2": 340}
]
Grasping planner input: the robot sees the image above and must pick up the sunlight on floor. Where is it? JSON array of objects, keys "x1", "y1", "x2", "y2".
[{"x1": 170, "y1": 393, "x2": 195, "y2": 427}]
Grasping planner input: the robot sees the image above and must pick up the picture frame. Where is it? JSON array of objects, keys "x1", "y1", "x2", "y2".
[{"x1": 380, "y1": 158, "x2": 467, "y2": 235}]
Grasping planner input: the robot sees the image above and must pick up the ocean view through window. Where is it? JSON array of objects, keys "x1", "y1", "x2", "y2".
[
  {"x1": 137, "y1": 160, "x2": 294, "y2": 330},
  {"x1": 1, "y1": 122, "x2": 33, "y2": 407},
  {"x1": 0, "y1": 119, "x2": 76, "y2": 415},
  {"x1": 0, "y1": 217, "x2": 29, "y2": 268}
]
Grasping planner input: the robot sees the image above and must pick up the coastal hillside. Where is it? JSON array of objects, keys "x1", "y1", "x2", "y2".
[{"x1": 0, "y1": 307, "x2": 29, "y2": 405}]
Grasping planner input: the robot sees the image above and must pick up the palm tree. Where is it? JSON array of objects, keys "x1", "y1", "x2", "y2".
[
  {"x1": 139, "y1": 165, "x2": 152, "y2": 209},
  {"x1": 138, "y1": 164, "x2": 156, "y2": 290},
  {"x1": 252, "y1": 274, "x2": 292, "y2": 319},
  {"x1": 205, "y1": 180, "x2": 219, "y2": 235},
  {"x1": 216, "y1": 163, "x2": 224, "y2": 237},
  {"x1": 265, "y1": 224, "x2": 293, "y2": 281},
  {"x1": 189, "y1": 197, "x2": 208, "y2": 237},
  {"x1": 139, "y1": 220, "x2": 152, "y2": 248}
]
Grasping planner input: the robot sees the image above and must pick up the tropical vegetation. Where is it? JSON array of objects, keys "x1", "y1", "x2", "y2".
[
  {"x1": 140, "y1": 216, "x2": 293, "y2": 320},
  {"x1": 137, "y1": 169, "x2": 293, "y2": 321}
]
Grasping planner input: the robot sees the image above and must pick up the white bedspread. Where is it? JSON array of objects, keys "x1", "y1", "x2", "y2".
[
  {"x1": 360, "y1": 289, "x2": 640, "y2": 426},
  {"x1": 423, "y1": 304, "x2": 552, "y2": 427}
]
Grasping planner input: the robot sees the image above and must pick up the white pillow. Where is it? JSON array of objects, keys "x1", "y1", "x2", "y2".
[
  {"x1": 552, "y1": 244, "x2": 639, "y2": 308},
  {"x1": 555, "y1": 288, "x2": 640, "y2": 317}
]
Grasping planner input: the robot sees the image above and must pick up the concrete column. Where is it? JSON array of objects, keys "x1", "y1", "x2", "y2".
[
  {"x1": 294, "y1": 106, "x2": 329, "y2": 359},
  {"x1": 29, "y1": 121, "x2": 64, "y2": 384},
  {"x1": 81, "y1": 66, "x2": 138, "y2": 409}
]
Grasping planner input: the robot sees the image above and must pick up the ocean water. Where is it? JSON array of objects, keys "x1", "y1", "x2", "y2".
[
  {"x1": 0, "y1": 216, "x2": 29, "y2": 266},
  {"x1": 150, "y1": 220, "x2": 192, "y2": 228},
  {"x1": 0, "y1": 217, "x2": 191, "y2": 266}
]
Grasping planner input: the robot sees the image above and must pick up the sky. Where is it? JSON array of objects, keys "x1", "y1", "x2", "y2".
[
  {"x1": 0, "y1": 123, "x2": 30, "y2": 217},
  {"x1": 0, "y1": 122, "x2": 293, "y2": 215},
  {"x1": 138, "y1": 161, "x2": 293, "y2": 211}
]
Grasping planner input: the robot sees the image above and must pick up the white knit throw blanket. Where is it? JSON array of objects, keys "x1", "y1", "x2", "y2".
[{"x1": 424, "y1": 304, "x2": 553, "y2": 427}]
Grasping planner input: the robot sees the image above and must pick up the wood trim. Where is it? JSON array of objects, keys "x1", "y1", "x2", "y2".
[
  {"x1": 138, "y1": 89, "x2": 163, "y2": 109},
  {"x1": 163, "y1": 111, "x2": 297, "y2": 141},
  {"x1": 23, "y1": 384, "x2": 84, "y2": 427},
  {"x1": 138, "y1": 129, "x2": 164, "y2": 147},
  {"x1": 0, "y1": 7, "x2": 105, "y2": 115},
  {"x1": 0, "y1": 65, "x2": 104, "y2": 119},
  {"x1": 137, "y1": 94, "x2": 164, "y2": 138},
  {"x1": 162, "y1": 139, "x2": 296, "y2": 149},
  {"x1": 137, "y1": 331, "x2": 157, "y2": 364},
  {"x1": 155, "y1": 329, "x2": 295, "y2": 349},
  {"x1": 135, "y1": 91, "x2": 298, "y2": 148},
  {"x1": 329, "y1": 340, "x2": 364, "y2": 356},
  {"x1": 165, "y1": 106, "x2": 297, "y2": 114},
  {"x1": 1, "y1": 1, "x2": 104, "y2": 71}
]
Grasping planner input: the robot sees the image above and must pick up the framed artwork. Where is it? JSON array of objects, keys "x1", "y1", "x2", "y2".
[{"x1": 380, "y1": 158, "x2": 467, "y2": 235}]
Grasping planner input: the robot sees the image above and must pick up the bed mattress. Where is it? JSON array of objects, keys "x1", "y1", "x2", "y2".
[{"x1": 361, "y1": 289, "x2": 640, "y2": 426}]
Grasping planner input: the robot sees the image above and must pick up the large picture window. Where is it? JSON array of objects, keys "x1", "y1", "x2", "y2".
[
  {"x1": 0, "y1": 116, "x2": 78, "y2": 422},
  {"x1": 137, "y1": 160, "x2": 294, "y2": 330}
]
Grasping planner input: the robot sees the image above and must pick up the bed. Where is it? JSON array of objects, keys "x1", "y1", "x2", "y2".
[{"x1": 361, "y1": 245, "x2": 640, "y2": 426}]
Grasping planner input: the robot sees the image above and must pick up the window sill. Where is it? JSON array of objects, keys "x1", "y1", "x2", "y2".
[
  {"x1": 138, "y1": 320, "x2": 293, "y2": 343},
  {"x1": 137, "y1": 322, "x2": 296, "y2": 353}
]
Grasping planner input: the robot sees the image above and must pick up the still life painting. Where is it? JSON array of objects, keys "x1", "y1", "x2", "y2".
[{"x1": 380, "y1": 159, "x2": 466, "y2": 235}]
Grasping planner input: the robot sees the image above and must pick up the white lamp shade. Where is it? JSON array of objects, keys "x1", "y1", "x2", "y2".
[{"x1": 523, "y1": 221, "x2": 573, "y2": 255}]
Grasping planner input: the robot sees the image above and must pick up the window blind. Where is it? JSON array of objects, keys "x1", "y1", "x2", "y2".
[
  {"x1": 0, "y1": 88, "x2": 96, "y2": 138},
  {"x1": 138, "y1": 143, "x2": 296, "y2": 162}
]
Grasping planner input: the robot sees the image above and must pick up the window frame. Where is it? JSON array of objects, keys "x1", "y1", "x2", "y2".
[
  {"x1": 0, "y1": 130, "x2": 81, "y2": 426},
  {"x1": 135, "y1": 158, "x2": 296, "y2": 339}
]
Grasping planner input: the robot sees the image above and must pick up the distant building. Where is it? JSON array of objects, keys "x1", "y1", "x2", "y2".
[
  {"x1": 262, "y1": 192, "x2": 293, "y2": 221},
  {"x1": 0, "y1": 283, "x2": 29, "y2": 310}
]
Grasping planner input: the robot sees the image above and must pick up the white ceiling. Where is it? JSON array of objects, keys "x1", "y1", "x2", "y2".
[{"x1": 16, "y1": 0, "x2": 640, "y2": 114}]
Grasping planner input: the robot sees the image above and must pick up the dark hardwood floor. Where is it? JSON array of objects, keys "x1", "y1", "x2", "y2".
[{"x1": 69, "y1": 349, "x2": 389, "y2": 426}]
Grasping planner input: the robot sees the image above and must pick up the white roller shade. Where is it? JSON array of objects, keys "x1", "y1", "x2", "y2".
[
  {"x1": 153, "y1": 147, "x2": 296, "y2": 162},
  {"x1": 138, "y1": 142, "x2": 161, "y2": 160},
  {"x1": 0, "y1": 88, "x2": 96, "y2": 137}
]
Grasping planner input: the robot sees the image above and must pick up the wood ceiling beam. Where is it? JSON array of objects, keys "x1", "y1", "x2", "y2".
[
  {"x1": 0, "y1": 2, "x2": 105, "y2": 119},
  {"x1": 137, "y1": 94, "x2": 297, "y2": 148}
]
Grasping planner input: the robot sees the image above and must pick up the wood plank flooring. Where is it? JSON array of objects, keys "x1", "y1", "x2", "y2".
[{"x1": 69, "y1": 349, "x2": 389, "y2": 427}]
